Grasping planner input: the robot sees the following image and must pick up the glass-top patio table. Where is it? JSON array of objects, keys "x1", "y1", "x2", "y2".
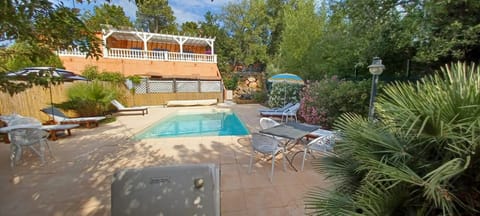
[{"x1": 259, "y1": 122, "x2": 319, "y2": 171}]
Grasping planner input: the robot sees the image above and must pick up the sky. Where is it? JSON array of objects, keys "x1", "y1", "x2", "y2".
[{"x1": 57, "y1": 0, "x2": 235, "y2": 24}]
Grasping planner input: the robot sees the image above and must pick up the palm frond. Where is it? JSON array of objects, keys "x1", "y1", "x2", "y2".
[
  {"x1": 352, "y1": 180, "x2": 412, "y2": 216},
  {"x1": 311, "y1": 155, "x2": 363, "y2": 193},
  {"x1": 304, "y1": 187, "x2": 360, "y2": 216}
]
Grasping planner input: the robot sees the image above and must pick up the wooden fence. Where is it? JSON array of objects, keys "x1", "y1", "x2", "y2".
[{"x1": 0, "y1": 82, "x2": 223, "y2": 122}]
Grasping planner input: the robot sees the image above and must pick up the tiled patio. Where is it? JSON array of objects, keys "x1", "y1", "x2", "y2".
[{"x1": 0, "y1": 104, "x2": 330, "y2": 216}]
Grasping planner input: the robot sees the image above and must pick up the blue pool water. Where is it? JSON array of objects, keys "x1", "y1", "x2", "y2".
[{"x1": 136, "y1": 109, "x2": 250, "y2": 139}]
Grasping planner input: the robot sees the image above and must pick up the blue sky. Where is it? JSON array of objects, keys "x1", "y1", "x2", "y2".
[{"x1": 56, "y1": 0, "x2": 235, "y2": 24}]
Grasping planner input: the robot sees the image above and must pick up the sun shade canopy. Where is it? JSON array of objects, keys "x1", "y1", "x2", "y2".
[{"x1": 267, "y1": 73, "x2": 304, "y2": 84}]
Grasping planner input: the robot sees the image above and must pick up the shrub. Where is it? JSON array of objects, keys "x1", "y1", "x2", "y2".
[
  {"x1": 268, "y1": 82, "x2": 302, "y2": 108},
  {"x1": 253, "y1": 90, "x2": 268, "y2": 103},
  {"x1": 58, "y1": 80, "x2": 123, "y2": 116},
  {"x1": 306, "y1": 62, "x2": 480, "y2": 215},
  {"x1": 298, "y1": 76, "x2": 371, "y2": 129},
  {"x1": 223, "y1": 74, "x2": 239, "y2": 90},
  {"x1": 81, "y1": 65, "x2": 125, "y2": 84}
]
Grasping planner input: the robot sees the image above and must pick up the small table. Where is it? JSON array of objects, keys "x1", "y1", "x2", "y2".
[{"x1": 259, "y1": 122, "x2": 319, "y2": 171}]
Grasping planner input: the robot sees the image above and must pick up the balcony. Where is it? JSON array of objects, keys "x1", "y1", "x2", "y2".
[{"x1": 56, "y1": 48, "x2": 217, "y2": 63}]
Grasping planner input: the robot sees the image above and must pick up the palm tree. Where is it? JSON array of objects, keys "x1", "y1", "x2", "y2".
[{"x1": 305, "y1": 62, "x2": 480, "y2": 215}]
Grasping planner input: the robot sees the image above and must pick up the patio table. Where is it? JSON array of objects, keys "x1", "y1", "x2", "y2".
[{"x1": 259, "y1": 122, "x2": 319, "y2": 171}]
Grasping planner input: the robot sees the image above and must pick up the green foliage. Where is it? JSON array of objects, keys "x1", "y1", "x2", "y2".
[
  {"x1": 307, "y1": 62, "x2": 480, "y2": 215},
  {"x1": 415, "y1": 1, "x2": 480, "y2": 65},
  {"x1": 298, "y1": 77, "x2": 371, "y2": 129},
  {"x1": 253, "y1": 90, "x2": 268, "y2": 103},
  {"x1": 135, "y1": 0, "x2": 177, "y2": 33},
  {"x1": 197, "y1": 12, "x2": 232, "y2": 74},
  {"x1": 223, "y1": 74, "x2": 239, "y2": 90},
  {"x1": 267, "y1": 82, "x2": 302, "y2": 108},
  {"x1": 60, "y1": 81, "x2": 123, "y2": 116},
  {"x1": 221, "y1": 0, "x2": 270, "y2": 66},
  {"x1": 0, "y1": 67, "x2": 64, "y2": 96},
  {"x1": 82, "y1": 4, "x2": 133, "y2": 31},
  {"x1": 4, "y1": 42, "x2": 64, "y2": 71},
  {"x1": 278, "y1": 0, "x2": 323, "y2": 76},
  {"x1": 180, "y1": 22, "x2": 199, "y2": 35},
  {"x1": 1, "y1": 1, "x2": 101, "y2": 61},
  {"x1": 0, "y1": 0, "x2": 101, "y2": 95},
  {"x1": 81, "y1": 65, "x2": 125, "y2": 84}
]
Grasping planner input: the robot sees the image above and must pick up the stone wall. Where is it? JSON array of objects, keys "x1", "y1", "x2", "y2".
[{"x1": 233, "y1": 72, "x2": 265, "y2": 102}]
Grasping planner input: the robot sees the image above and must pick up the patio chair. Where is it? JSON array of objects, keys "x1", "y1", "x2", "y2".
[
  {"x1": 258, "y1": 102, "x2": 293, "y2": 113},
  {"x1": 281, "y1": 103, "x2": 300, "y2": 122},
  {"x1": 9, "y1": 127, "x2": 52, "y2": 167},
  {"x1": 259, "y1": 117, "x2": 287, "y2": 143},
  {"x1": 248, "y1": 133, "x2": 286, "y2": 182},
  {"x1": 41, "y1": 106, "x2": 106, "y2": 128},
  {"x1": 301, "y1": 134, "x2": 336, "y2": 171},
  {"x1": 111, "y1": 99, "x2": 148, "y2": 115}
]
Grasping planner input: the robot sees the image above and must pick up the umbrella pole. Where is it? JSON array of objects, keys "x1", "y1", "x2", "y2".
[
  {"x1": 283, "y1": 81, "x2": 287, "y2": 106},
  {"x1": 49, "y1": 86, "x2": 55, "y2": 123}
]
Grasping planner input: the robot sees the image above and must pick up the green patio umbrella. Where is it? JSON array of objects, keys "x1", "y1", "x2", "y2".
[{"x1": 267, "y1": 73, "x2": 304, "y2": 106}]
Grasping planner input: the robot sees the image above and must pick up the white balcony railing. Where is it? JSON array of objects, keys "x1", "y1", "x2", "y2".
[
  {"x1": 56, "y1": 48, "x2": 87, "y2": 57},
  {"x1": 57, "y1": 48, "x2": 217, "y2": 63}
]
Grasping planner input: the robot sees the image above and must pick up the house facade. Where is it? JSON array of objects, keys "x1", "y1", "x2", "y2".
[{"x1": 57, "y1": 27, "x2": 224, "y2": 105}]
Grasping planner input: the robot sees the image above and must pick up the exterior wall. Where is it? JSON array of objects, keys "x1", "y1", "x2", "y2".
[{"x1": 60, "y1": 57, "x2": 221, "y2": 79}]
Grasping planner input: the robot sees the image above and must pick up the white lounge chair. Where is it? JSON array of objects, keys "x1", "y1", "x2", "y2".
[
  {"x1": 111, "y1": 99, "x2": 148, "y2": 115},
  {"x1": 258, "y1": 102, "x2": 294, "y2": 113},
  {"x1": 260, "y1": 103, "x2": 300, "y2": 122},
  {"x1": 41, "y1": 107, "x2": 106, "y2": 128}
]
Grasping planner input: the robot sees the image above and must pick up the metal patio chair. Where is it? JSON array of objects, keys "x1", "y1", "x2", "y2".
[
  {"x1": 301, "y1": 134, "x2": 336, "y2": 171},
  {"x1": 10, "y1": 127, "x2": 52, "y2": 167},
  {"x1": 248, "y1": 133, "x2": 286, "y2": 182}
]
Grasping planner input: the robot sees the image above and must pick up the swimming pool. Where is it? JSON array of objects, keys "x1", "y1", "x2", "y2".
[{"x1": 136, "y1": 109, "x2": 250, "y2": 139}]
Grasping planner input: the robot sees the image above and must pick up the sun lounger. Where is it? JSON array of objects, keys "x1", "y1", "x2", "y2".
[
  {"x1": 260, "y1": 103, "x2": 300, "y2": 122},
  {"x1": 258, "y1": 102, "x2": 294, "y2": 113},
  {"x1": 111, "y1": 99, "x2": 148, "y2": 115},
  {"x1": 41, "y1": 107, "x2": 106, "y2": 128}
]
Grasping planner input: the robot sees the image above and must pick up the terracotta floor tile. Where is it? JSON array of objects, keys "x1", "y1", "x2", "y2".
[
  {"x1": 221, "y1": 164, "x2": 243, "y2": 191},
  {"x1": 243, "y1": 187, "x2": 287, "y2": 210},
  {"x1": 221, "y1": 190, "x2": 247, "y2": 213},
  {"x1": 247, "y1": 206, "x2": 291, "y2": 216}
]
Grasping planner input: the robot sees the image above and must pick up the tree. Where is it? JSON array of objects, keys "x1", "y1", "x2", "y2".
[
  {"x1": 265, "y1": 0, "x2": 288, "y2": 57},
  {"x1": 82, "y1": 3, "x2": 133, "y2": 31},
  {"x1": 135, "y1": 0, "x2": 177, "y2": 33},
  {"x1": 3, "y1": 42, "x2": 64, "y2": 71},
  {"x1": 1, "y1": 1, "x2": 102, "y2": 95},
  {"x1": 180, "y1": 21, "x2": 199, "y2": 36},
  {"x1": 306, "y1": 62, "x2": 480, "y2": 215},
  {"x1": 415, "y1": 0, "x2": 480, "y2": 67},
  {"x1": 221, "y1": 0, "x2": 270, "y2": 66},
  {"x1": 277, "y1": 0, "x2": 323, "y2": 78},
  {"x1": 198, "y1": 11, "x2": 233, "y2": 74}
]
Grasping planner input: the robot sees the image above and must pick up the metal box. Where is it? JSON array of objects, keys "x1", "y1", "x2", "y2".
[{"x1": 111, "y1": 164, "x2": 220, "y2": 216}]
